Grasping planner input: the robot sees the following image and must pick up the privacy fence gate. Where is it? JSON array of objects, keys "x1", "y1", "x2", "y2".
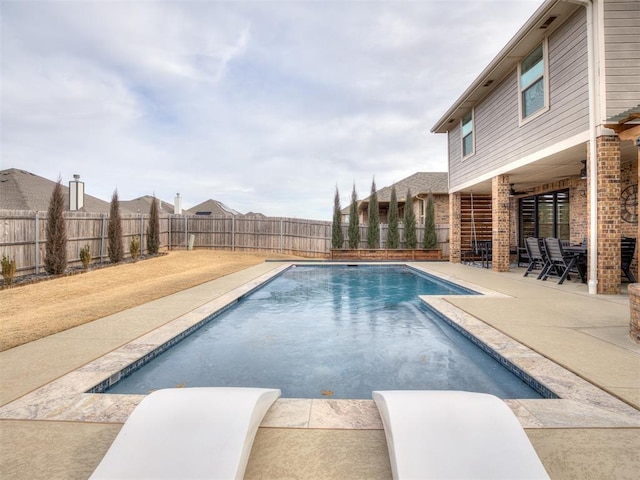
[{"x1": 0, "y1": 210, "x2": 449, "y2": 277}]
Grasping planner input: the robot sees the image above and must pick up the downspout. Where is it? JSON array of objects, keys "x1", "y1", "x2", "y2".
[{"x1": 565, "y1": 0, "x2": 598, "y2": 294}]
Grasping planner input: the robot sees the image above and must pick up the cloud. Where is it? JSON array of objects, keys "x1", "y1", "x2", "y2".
[{"x1": 1, "y1": 0, "x2": 542, "y2": 219}]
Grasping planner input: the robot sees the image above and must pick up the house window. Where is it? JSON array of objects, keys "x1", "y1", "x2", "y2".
[
  {"x1": 519, "y1": 190, "x2": 569, "y2": 245},
  {"x1": 519, "y1": 42, "x2": 548, "y2": 120},
  {"x1": 461, "y1": 111, "x2": 474, "y2": 157}
]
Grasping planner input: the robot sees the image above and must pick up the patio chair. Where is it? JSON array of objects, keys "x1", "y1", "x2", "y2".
[
  {"x1": 372, "y1": 390, "x2": 550, "y2": 479},
  {"x1": 523, "y1": 237, "x2": 548, "y2": 279},
  {"x1": 90, "y1": 387, "x2": 281, "y2": 480},
  {"x1": 462, "y1": 240, "x2": 481, "y2": 265},
  {"x1": 621, "y1": 237, "x2": 636, "y2": 283},
  {"x1": 480, "y1": 240, "x2": 492, "y2": 269},
  {"x1": 542, "y1": 237, "x2": 578, "y2": 285}
]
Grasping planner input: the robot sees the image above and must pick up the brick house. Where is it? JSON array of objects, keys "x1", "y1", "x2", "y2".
[
  {"x1": 432, "y1": 0, "x2": 639, "y2": 294},
  {"x1": 356, "y1": 172, "x2": 449, "y2": 226}
]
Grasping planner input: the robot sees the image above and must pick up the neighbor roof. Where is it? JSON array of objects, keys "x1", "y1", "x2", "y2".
[
  {"x1": 0, "y1": 168, "x2": 111, "y2": 213},
  {"x1": 360, "y1": 172, "x2": 449, "y2": 206},
  {"x1": 120, "y1": 195, "x2": 175, "y2": 215},
  {"x1": 342, "y1": 172, "x2": 449, "y2": 214},
  {"x1": 187, "y1": 199, "x2": 241, "y2": 216}
]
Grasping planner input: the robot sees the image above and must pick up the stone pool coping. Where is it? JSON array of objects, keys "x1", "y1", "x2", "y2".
[{"x1": 0, "y1": 262, "x2": 638, "y2": 430}]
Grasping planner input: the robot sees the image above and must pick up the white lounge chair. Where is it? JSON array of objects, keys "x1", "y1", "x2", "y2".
[
  {"x1": 90, "y1": 387, "x2": 281, "y2": 480},
  {"x1": 372, "y1": 390, "x2": 550, "y2": 479}
]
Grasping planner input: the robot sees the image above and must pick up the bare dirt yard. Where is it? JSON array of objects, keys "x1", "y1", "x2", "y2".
[{"x1": 0, "y1": 250, "x2": 299, "y2": 352}]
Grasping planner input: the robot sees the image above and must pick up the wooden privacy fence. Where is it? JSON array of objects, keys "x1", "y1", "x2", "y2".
[
  {"x1": 168, "y1": 216, "x2": 332, "y2": 256},
  {"x1": 0, "y1": 210, "x2": 450, "y2": 277},
  {"x1": 0, "y1": 210, "x2": 170, "y2": 276}
]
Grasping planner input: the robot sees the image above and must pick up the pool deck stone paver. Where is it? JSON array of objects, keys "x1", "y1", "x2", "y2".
[{"x1": 1, "y1": 261, "x2": 639, "y2": 479}]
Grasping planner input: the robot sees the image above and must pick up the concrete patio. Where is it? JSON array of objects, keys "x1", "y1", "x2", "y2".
[{"x1": 1, "y1": 261, "x2": 638, "y2": 479}]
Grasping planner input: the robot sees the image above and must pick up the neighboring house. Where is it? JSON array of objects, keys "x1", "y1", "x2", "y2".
[
  {"x1": 432, "y1": 0, "x2": 639, "y2": 295},
  {"x1": 352, "y1": 172, "x2": 449, "y2": 227},
  {"x1": 0, "y1": 168, "x2": 111, "y2": 213},
  {"x1": 242, "y1": 211, "x2": 267, "y2": 218},
  {"x1": 120, "y1": 196, "x2": 175, "y2": 215},
  {"x1": 186, "y1": 199, "x2": 241, "y2": 217}
]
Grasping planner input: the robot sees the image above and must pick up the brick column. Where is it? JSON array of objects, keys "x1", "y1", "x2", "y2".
[
  {"x1": 492, "y1": 175, "x2": 510, "y2": 272},
  {"x1": 449, "y1": 192, "x2": 462, "y2": 263},
  {"x1": 595, "y1": 135, "x2": 621, "y2": 294}
]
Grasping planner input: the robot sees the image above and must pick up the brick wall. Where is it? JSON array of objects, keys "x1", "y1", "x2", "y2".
[
  {"x1": 595, "y1": 136, "x2": 622, "y2": 294},
  {"x1": 492, "y1": 175, "x2": 511, "y2": 272},
  {"x1": 433, "y1": 194, "x2": 450, "y2": 226}
]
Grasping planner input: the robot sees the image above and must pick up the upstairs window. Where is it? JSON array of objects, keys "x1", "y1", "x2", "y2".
[
  {"x1": 461, "y1": 111, "x2": 474, "y2": 157},
  {"x1": 519, "y1": 42, "x2": 548, "y2": 120}
]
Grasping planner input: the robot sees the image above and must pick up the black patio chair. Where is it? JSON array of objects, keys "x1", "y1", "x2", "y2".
[
  {"x1": 480, "y1": 240, "x2": 492, "y2": 269},
  {"x1": 523, "y1": 237, "x2": 548, "y2": 279},
  {"x1": 542, "y1": 237, "x2": 578, "y2": 285},
  {"x1": 621, "y1": 237, "x2": 636, "y2": 283}
]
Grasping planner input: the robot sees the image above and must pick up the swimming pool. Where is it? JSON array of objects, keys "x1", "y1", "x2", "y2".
[{"x1": 106, "y1": 265, "x2": 543, "y2": 399}]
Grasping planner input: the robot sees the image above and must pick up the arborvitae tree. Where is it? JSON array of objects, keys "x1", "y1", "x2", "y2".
[
  {"x1": 44, "y1": 179, "x2": 68, "y2": 275},
  {"x1": 387, "y1": 185, "x2": 399, "y2": 249},
  {"x1": 331, "y1": 186, "x2": 344, "y2": 249},
  {"x1": 423, "y1": 192, "x2": 437, "y2": 249},
  {"x1": 403, "y1": 188, "x2": 417, "y2": 248},
  {"x1": 348, "y1": 183, "x2": 360, "y2": 249},
  {"x1": 367, "y1": 177, "x2": 380, "y2": 248},
  {"x1": 147, "y1": 195, "x2": 160, "y2": 254},
  {"x1": 108, "y1": 189, "x2": 124, "y2": 263}
]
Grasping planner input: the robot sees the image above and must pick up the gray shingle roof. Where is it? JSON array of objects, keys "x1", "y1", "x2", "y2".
[
  {"x1": 186, "y1": 199, "x2": 241, "y2": 216},
  {"x1": 120, "y1": 196, "x2": 175, "y2": 215},
  {"x1": 363, "y1": 172, "x2": 448, "y2": 204},
  {"x1": 0, "y1": 168, "x2": 112, "y2": 213}
]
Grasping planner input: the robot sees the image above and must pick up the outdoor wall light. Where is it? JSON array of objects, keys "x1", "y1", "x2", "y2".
[{"x1": 580, "y1": 160, "x2": 587, "y2": 180}]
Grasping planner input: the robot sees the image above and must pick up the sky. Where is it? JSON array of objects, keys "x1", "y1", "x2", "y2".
[{"x1": 1, "y1": 0, "x2": 543, "y2": 220}]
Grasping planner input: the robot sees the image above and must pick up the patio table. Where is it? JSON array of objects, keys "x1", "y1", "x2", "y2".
[{"x1": 563, "y1": 246, "x2": 587, "y2": 283}]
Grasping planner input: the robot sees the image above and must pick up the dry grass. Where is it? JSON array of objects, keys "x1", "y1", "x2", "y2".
[{"x1": 0, "y1": 250, "x2": 298, "y2": 352}]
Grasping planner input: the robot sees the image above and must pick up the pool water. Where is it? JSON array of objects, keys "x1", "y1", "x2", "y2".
[{"x1": 106, "y1": 265, "x2": 543, "y2": 399}]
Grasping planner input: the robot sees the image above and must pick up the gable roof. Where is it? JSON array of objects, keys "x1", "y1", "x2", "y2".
[
  {"x1": 341, "y1": 172, "x2": 449, "y2": 214},
  {"x1": 372, "y1": 172, "x2": 449, "y2": 203},
  {"x1": 120, "y1": 195, "x2": 175, "y2": 215},
  {"x1": 186, "y1": 199, "x2": 241, "y2": 216},
  {"x1": 431, "y1": 0, "x2": 579, "y2": 133},
  {"x1": 0, "y1": 168, "x2": 112, "y2": 213}
]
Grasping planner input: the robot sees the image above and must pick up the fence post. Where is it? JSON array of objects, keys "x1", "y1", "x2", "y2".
[
  {"x1": 280, "y1": 218, "x2": 284, "y2": 253},
  {"x1": 100, "y1": 214, "x2": 106, "y2": 263},
  {"x1": 185, "y1": 216, "x2": 188, "y2": 249},
  {"x1": 140, "y1": 215, "x2": 144, "y2": 254},
  {"x1": 34, "y1": 212, "x2": 40, "y2": 274},
  {"x1": 232, "y1": 216, "x2": 235, "y2": 251},
  {"x1": 168, "y1": 215, "x2": 172, "y2": 251}
]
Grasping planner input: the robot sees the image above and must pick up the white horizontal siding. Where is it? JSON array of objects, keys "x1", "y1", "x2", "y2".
[
  {"x1": 449, "y1": 9, "x2": 589, "y2": 191},
  {"x1": 604, "y1": 0, "x2": 640, "y2": 116}
]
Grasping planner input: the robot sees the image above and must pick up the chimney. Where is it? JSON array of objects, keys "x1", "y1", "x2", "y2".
[
  {"x1": 69, "y1": 174, "x2": 84, "y2": 211},
  {"x1": 174, "y1": 193, "x2": 183, "y2": 215}
]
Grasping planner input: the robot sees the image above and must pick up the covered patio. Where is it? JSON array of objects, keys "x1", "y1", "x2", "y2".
[{"x1": 448, "y1": 108, "x2": 640, "y2": 296}]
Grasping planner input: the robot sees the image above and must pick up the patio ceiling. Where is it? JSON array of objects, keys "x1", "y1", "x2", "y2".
[{"x1": 458, "y1": 140, "x2": 637, "y2": 195}]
